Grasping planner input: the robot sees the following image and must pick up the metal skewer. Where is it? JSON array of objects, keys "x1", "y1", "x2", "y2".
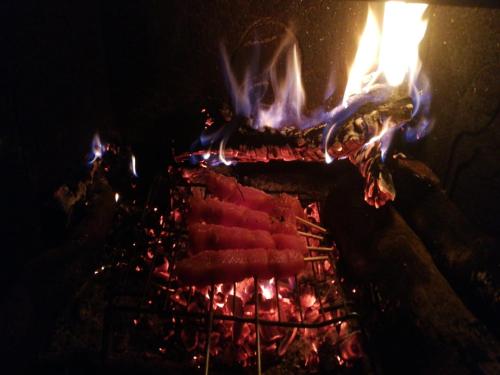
[
  {"x1": 204, "y1": 284, "x2": 215, "y2": 375},
  {"x1": 254, "y1": 278, "x2": 262, "y2": 375}
]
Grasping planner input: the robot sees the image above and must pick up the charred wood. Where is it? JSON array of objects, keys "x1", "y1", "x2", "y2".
[
  {"x1": 178, "y1": 93, "x2": 413, "y2": 164},
  {"x1": 177, "y1": 90, "x2": 413, "y2": 208},
  {"x1": 323, "y1": 165, "x2": 500, "y2": 374}
]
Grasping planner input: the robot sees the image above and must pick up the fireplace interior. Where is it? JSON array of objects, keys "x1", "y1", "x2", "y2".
[{"x1": 1, "y1": 0, "x2": 500, "y2": 374}]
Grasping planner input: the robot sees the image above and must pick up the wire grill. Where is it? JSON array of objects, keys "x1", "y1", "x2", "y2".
[{"x1": 101, "y1": 169, "x2": 364, "y2": 374}]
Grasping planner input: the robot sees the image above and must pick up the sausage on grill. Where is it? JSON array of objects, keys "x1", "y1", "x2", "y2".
[{"x1": 176, "y1": 248, "x2": 305, "y2": 285}]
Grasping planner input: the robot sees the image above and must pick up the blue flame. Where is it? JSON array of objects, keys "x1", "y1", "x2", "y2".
[
  {"x1": 189, "y1": 26, "x2": 432, "y2": 167},
  {"x1": 88, "y1": 133, "x2": 104, "y2": 165},
  {"x1": 322, "y1": 84, "x2": 394, "y2": 162},
  {"x1": 406, "y1": 73, "x2": 433, "y2": 142}
]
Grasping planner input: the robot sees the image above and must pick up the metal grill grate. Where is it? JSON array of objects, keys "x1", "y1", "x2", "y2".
[{"x1": 101, "y1": 168, "x2": 364, "y2": 374}]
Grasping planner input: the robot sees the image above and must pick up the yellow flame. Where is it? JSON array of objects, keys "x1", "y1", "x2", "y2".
[
  {"x1": 379, "y1": 2, "x2": 428, "y2": 87},
  {"x1": 343, "y1": 2, "x2": 428, "y2": 103},
  {"x1": 343, "y1": 7, "x2": 380, "y2": 105}
]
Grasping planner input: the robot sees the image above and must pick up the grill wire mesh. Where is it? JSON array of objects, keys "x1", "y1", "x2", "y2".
[{"x1": 101, "y1": 168, "x2": 367, "y2": 374}]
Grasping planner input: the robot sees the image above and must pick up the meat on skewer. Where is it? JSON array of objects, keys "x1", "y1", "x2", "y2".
[
  {"x1": 188, "y1": 197, "x2": 297, "y2": 234},
  {"x1": 189, "y1": 223, "x2": 308, "y2": 254},
  {"x1": 176, "y1": 248, "x2": 305, "y2": 285},
  {"x1": 203, "y1": 170, "x2": 305, "y2": 220},
  {"x1": 272, "y1": 233, "x2": 308, "y2": 254},
  {"x1": 189, "y1": 223, "x2": 275, "y2": 253}
]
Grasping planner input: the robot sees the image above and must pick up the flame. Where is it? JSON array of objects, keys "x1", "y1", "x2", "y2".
[
  {"x1": 89, "y1": 133, "x2": 104, "y2": 164},
  {"x1": 130, "y1": 154, "x2": 138, "y2": 177},
  {"x1": 325, "y1": 2, "x2": 430, "y2": 164},
  {"x1": 193, "y1": 3, "x2": 431, "y2": 169},
  {"x1": 259, "y1": 278, "x2": 275, "y2": 300},
  {"x1": 221, "y1": 37, "x2": 306, "y2": 129},
  {"x1": 363, "y1": 117, "x2": 396, "y2": 161},
  {"x1": 380, "y1": 2, "x2": 428, "y2": 88},
  {"x1": 218, "y1": 138, "x2": 233, "y2": 166},
  {"x1": 343, "y1": 8, "x2": 380, "y2": 106},
  {"x1": 257, "y1": 45, "x2": 305, "y2": 129},
  {"x1": 343, "y1": 2, "x2": 428, "y2": 103},
  {"x1": 115, "y1": 193, "x2": 120, "y2": 203}
]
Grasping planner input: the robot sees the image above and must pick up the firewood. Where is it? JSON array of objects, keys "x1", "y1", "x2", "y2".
[
  {"x1": 391, "y1": 157, "x2": 500, "y2": 336},
  {"x1": 176, "y1": 87, "x2": 413, "y2": 208},
  {"x1": 323, "y1": 166, "x2": 500, "y2": 374}
]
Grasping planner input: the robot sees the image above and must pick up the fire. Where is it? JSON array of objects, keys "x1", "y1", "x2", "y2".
[
  {"x1": 195, "y1": 1, "x2": 431, "y2": 179},
  {"x1": 89, "y1": 133, "x2": 104, "y2": 164},
  {"x1": 256, "y1": 44, "x2": 305, "y2": 129},
  {"x1": 343, "y1": 8, "x2": 380, "y2": 106},
  {"x1": 130, "y1": 154, "x2": 138, "y2": 177},
  {"x1": 259, "y1": 278, "x2": 275, "y2": 300},
  {"x1": 380, "y1": 2, "x2": 428, "y2": 88},
  {"x1": 343, "y1": 1, "x2": 429, "y2": 103},
  {"x1": 325, "y1": 1, "x2": 430, "y2": 164},
  {"x1": 221, "y1": 37, "x2": 306, "y2": 130}
]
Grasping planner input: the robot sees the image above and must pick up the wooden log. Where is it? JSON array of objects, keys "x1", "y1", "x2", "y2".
[
  {"x1": 323, "y1": 166, "x2": 500, "y2": 374},
  {"x1": 391, "y1": 157, "x2": 500, "y2": 336},
  {"x1": 176, "y1": 91, "x2": 412, "y2": 208},
  {"x1": 177, "y1": 89, "x2": 413, "y2": 164}
]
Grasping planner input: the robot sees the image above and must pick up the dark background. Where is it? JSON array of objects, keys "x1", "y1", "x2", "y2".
[{"x1": 1, "y1": 0, "x2": 499, "y2": 296}]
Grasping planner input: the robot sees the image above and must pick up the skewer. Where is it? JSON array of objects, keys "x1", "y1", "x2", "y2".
[
  {"x1": 296, "y1": 216, "x2": 327, "y2": 233},
  {"x1": 304, "y1": 256, "x2": 330, "y2": 262},
  {"x1": 254, "y1": 278, "x2": 262, "y2": 375},
  {"x1": 298, "y1": 231, "x2": 324, "y2": 240},
  {"x1": 204, "y1": 284, "x2": 215, "y2": 375},
  {"x1": 307, "y1": 246, "x2": 335, "y2": 252}
]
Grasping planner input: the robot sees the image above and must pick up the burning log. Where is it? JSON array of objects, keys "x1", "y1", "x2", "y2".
[
  {"x1": 349, "y1": 140, "x2": 395, "y2": 208},
  {"x1": 392, "y1": 157, "x2": 500, "y2": 336},
  {"x1": 177, "y1": 87, "x2": 413, "y2": 208},
  {"x1": 323, "y1": 166, "x2": 500, "y2": 374}
]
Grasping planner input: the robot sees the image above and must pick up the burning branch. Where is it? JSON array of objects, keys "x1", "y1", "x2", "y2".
[{"x1": 177, "y1": 89, "x2": 413, "y2": 208}]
